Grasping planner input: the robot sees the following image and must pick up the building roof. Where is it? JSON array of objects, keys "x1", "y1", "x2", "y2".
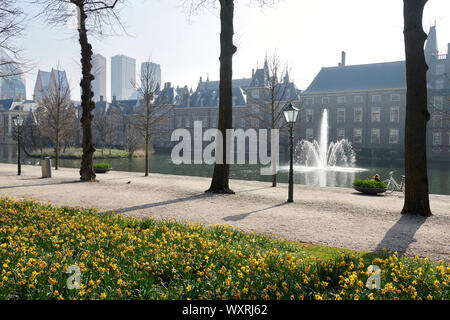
[
  {"x1": 304, "y1": 61, "x2": 407, "y2": 93},
  {"x1": 425, "y1": 25, "x2": 438, "y2": 54}
]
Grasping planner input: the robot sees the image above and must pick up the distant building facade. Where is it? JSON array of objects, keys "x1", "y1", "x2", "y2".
[
  {"x1": 92, "y1": 54, "x2": 107, "y2": 102},
  {"x1": 33, "y1": 69, "x2": 70, "y2": 102},
  {"x1": 111, "y1": 54, "x2": 136, "y2": 100},
  {"x1": 300, "y1": 25, "x2": 449, "y2": 161},
  {"x1": 141, "y1": 61, "x2": 161, "y2": 91},
  {"x1": 0, "y1": 50, "x2": 26, "y2": 100}
]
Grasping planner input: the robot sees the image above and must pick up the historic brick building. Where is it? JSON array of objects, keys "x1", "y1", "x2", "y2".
[{"x1": 299, "y1": 25, "x2": 449, "y2": 161}]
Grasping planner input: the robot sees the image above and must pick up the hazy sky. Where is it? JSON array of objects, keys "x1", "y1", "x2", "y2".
[{"x1": 19, "y1": 0, "x2": 450, "y2": 101}]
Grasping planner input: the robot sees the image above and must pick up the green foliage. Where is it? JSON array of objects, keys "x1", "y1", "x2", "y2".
[
  {"x1": 0, "y1": 198, "x2": 448, "y2": 300},
  {"x1": 93, "y1": 163, "x2": 112, "y2": 169},
  {"x1": 353, "y1": 179, "x2": 387, "y2": 189}
]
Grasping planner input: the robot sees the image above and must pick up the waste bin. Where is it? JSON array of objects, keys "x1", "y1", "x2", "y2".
[{"x1": 41, "y1": 157, "x2": 52, "y2": 178}]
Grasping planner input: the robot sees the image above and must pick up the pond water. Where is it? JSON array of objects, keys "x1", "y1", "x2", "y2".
[{"x1": 1, "y1": 145, "x2": 449, "y2": 195}]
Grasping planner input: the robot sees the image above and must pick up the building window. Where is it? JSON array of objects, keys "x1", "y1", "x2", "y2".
[
  {"x1": 354, "y1": 96, "x2": 363, "y2": 103},
  {"x1": 251, "y1": 90, "x2": 259, "y2": 99},
  {"x1": 434, "y1": 96, "x2": 443, "y2": 109},
  {"x1": 389, "y1": 128, "x2": 399, "y2": 144},
  {"x1": 337, "y1": 108, "x2": 346, "y2": 123},
  {"x1": 390, "y1": 106, "x2": 400, "y2": 122},
  {"x1": 436, "y1": 79, "x2": 444, "y2": 89},
  {"x1": 337, "y1": 128, "x2": 345, "y2": 140},
  {"x1": 436, "y1": 63, "x2": 445, "y2": 75},
  {"x1": 337, "y1": 96, "x2": 346, "y2": 104},
  {"x1": 185, "y1": 117, "x2": 191, "y2": 128},
  {"x1": 354, "y1": 107, "x2": 363, "y2": 122},
  {"x1": 371, "y1": 107, "x2": 381, "y2": 122},
  {"x1": 240, "y1": 118, "x2": 245, "y2": 128},
  {"x1": 306, "y1": 109, "x2": 313, "y2": 123},
  {"x1": 353, "y1": 128, "x2": 362, "y2": 144},
  {"x1": 306, "y1": 98, "x2": 313, "y2": 105},
  {"x1": 371, "y1": 128, "x2": 380, "y2": 144},
  {"x1": 322, "y1": 97, "x2": 329, "y2": 104},
  {"x1": 432, "y1": 132, "x2": 441, "y2": 146},
  {"x1": 432, "y1": 115, "x2": 443, "y2": 128},
  {"x1": 390, "y1": 94, "x2": 400, "y2": 102},
  {"x1": 202, "y1": 116, "x2": 208, "y2": 128},
  {"x1": 306, "y1": 128, "x2": 314, "y2": 141},
  {"x1": 371, "y1": 95, "x2": 381, "y2": 103},
  {"x1": 177, "y1": 117, "x2": 183, "y2": 127}
]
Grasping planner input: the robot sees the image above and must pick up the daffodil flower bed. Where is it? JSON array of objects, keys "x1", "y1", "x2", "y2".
[{"x1": 0, "y1": 198, "x2": 448, "y2": 300}]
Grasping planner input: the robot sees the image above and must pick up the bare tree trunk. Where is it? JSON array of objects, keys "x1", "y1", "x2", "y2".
[
  {"x1": 77, "y1": 5, "x2": 96, "y2": 182},
  {"x1": 55, "y1": 132, "x2": 59, "y2": 170},
  {"x1": 401, "y1": 0, "x2": 432, "y2": 216},
  {"x1": 55, "y1": 104, "x2": 60, "y2": 170},
  {"x1": 206, "y1": 0, "x2": 236, "y2": 194},
  {"x1": 145, "y1": 100, "x2": 150, "y2": 177}
]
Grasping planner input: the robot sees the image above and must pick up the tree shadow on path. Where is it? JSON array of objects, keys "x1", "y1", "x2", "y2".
[
  {"x1": 372, "y1": 214, "x2": 429, "y2": 255},
  {"x1": 223, "y1": 202, "x2": 288, "y2": 222},
  {"x1": 110, "y1": 193, "x2": 214, "y2": 215}
]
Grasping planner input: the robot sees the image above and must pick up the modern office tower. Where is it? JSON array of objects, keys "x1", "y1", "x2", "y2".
[
  {"x1": 111, "y1": 54, "x2": 136, "y2": 100},
  {"x1": 141, "y1": 61, "x2": 161, "y2": 91},
  {"x1": 0, "y1": 49, "x2": 26, "y2": 100},
  {"x1": 92, "y1": 54, "x2": 107, "y2": 101},
  {"x1": 33, "y1": 69, "x2": 70, "y2": 102}
]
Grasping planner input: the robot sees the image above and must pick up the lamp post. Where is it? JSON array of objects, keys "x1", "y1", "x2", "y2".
[
  {"x1": 283, "y1": 103, "x2": 299, "y2": 203},
  {"x1": 13, "y1": 114, "x2": 23, "y2": 176}
]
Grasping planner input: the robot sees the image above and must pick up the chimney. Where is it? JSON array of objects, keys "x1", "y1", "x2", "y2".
[
  {"x1": 165, "y1": 82, "x2": 171, "y2": 89},
  {"x1": 341, "y1": 51, "x2": 346, "y2": 67},
  {"x1": 112, "y1": 95, "x2": 116, "y2": 102},
  {"x1": 100, "y1": 96, "x2": 104, "y2": 102},
  {"x1": 447, "y1": 43, "x2": 450, "y2": 55},
  {"x1": 252, "y1": 69, "x2": 255, "y2": 78}
]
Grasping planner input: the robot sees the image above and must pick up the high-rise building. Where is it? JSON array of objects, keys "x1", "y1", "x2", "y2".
[
  {"x1": 92, "y1": 54, "x2": 107, "y2": 102},
  {"x1": 0, "y1": 49, "x2": 26, "y2": 100},
  {"x1": 33, "y1": 69, "x2": 70, "y2": 102},
  {"x1": 111, "y1": 54, "x2": 136, "y2": 100},
  {"x1": 141, "y1": 61, "x2": 161, "y2": 91}
]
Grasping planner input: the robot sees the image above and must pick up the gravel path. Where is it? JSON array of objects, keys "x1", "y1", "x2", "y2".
[{"x1": 1, "y1": 163, "x2": 449, "y2": 261}]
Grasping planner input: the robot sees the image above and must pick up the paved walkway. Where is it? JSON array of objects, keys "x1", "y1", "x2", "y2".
[{"x1": 1, "y1": 163, "x2": 449, "y2": 260}]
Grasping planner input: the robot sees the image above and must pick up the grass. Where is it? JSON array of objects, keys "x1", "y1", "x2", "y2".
[
  {"x1": 0, "y1": 198, "x2": 448, "y2": 300},
  {"x1": 29, "y1": 148, "x2": 142, "y2": 159}
]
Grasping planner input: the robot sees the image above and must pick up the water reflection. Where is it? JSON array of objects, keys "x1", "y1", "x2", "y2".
[{"x1": 0, "y1": 146, "x2": 449, "y2": 195}]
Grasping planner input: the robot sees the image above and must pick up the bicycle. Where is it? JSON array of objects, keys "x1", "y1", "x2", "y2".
[{"x1": 383, "y1": 171, "x2": 405, "y2": 194}]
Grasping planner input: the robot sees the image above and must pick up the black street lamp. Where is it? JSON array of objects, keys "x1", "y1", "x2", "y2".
[
  {"x1": 13, "y1": 114, "x2": 24, "y2": 176},
  {"x1": 283, "y1": 103, "x2": 299, "y2": 203}
]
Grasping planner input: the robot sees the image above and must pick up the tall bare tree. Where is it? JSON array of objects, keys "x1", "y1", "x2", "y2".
[
  {"x1": 116, "y1": 63, "x2": 172, "y2": 176},
  {"x1": 93, "y1": 110, "x2": 116, "y2": 157},
  {"x1": 36, "y1": 68, "x2": 78, "y2": 169},
  {"x1": 186, "y1": 0, "x2": 277, "y2": 194},
  {"x1": 240, "y1": 53, "x2": 299, "y2": 187},
  {"x1": 0, "y1": 0, "x2": 25, "y2": 78},
  {"x1": 35, "y1": 0, "x2": 125, "y2": 181},
  {"x1": 401, "y1": 0, "x2": 432, "y2": 216}
]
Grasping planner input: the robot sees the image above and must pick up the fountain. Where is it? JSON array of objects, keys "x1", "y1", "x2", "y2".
[{"x1": 295, "y1": 109, "x2": 357, "y2": 169}]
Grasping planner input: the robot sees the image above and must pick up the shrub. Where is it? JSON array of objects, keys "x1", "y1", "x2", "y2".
[
  {"x1": 93, "y1": 162, "x2": 112, "y2": 169},
  {"x1": 353, "y1": 179, "x2": 387, "y2": 189}
]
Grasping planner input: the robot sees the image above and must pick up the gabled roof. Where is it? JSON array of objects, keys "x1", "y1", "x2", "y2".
[
  {"x1": 39, "y1": 71, "x2": 51, "y2": 89},
  {"x1": 304, "y1": 61, "x2": 407, "y2": 93}
]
